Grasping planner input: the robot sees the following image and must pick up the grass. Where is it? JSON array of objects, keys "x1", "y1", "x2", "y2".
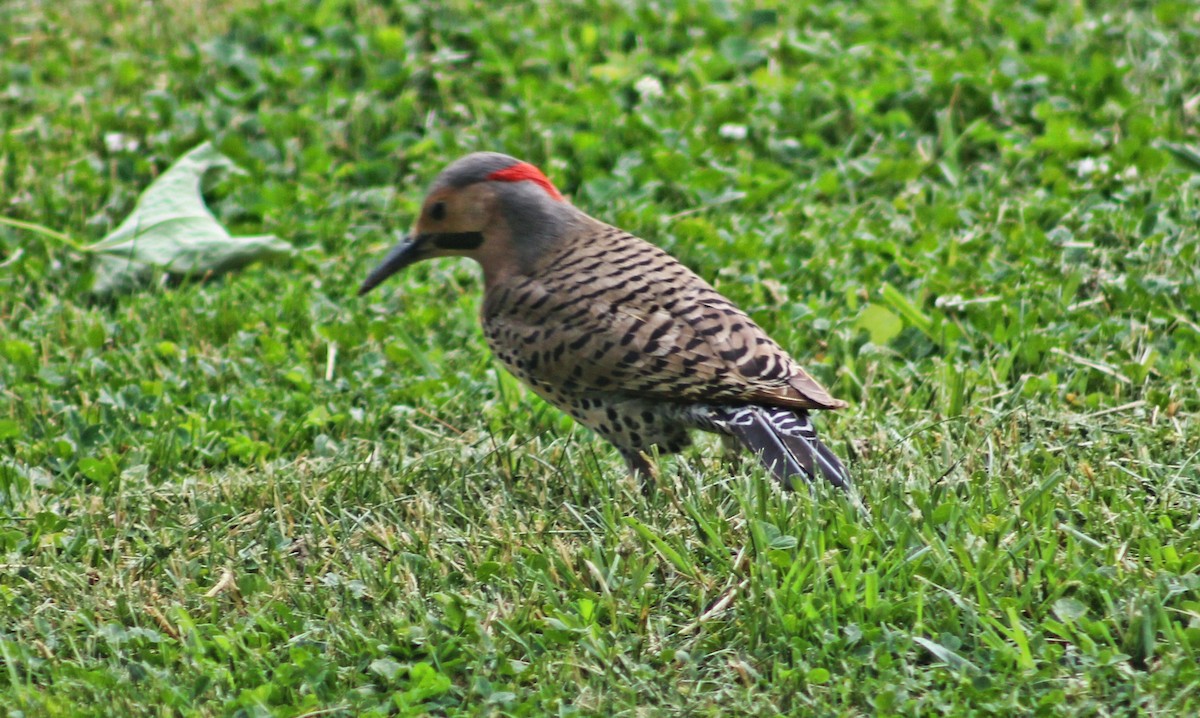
[{"x1": 2, "y1": 0, "x2": 1199, "y2": 715}]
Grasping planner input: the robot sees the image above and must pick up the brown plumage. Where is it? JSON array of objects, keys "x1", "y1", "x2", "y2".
[{"x1": 360, "y1": 152, "x2": 850, "y2": 490}]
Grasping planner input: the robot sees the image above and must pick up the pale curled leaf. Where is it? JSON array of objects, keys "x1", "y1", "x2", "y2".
[
  {"x1": 92, "y1": 254, "x2": 157, "y2": 296},
  {"x1": 88, "y1": 141, "x2": 293, "y2": 294}
]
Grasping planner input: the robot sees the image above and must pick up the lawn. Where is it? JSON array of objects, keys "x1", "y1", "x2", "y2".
[{"x1": 2, "y1": 0, "x2": 1199, "y2": 715}]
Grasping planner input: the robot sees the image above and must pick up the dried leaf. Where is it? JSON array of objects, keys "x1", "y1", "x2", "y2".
[{"x1": 89, "y1": 142, "x2": 292, "y2": 294}]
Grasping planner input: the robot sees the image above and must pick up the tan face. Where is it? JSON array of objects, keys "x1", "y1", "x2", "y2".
[
  {"x1": 415, "y1": 183, "x2": 524, "y2": 286},
  {"x1": 412, "y1": 183, "x2": 496, "y2": 256},
  {"x1": 358, "y1": 181, "x2": 520, "y2": 296}
]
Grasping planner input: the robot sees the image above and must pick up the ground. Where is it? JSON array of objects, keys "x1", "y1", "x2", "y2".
[{"x1": 1, "y1": 0, "x2": 1198, "y2": 715}]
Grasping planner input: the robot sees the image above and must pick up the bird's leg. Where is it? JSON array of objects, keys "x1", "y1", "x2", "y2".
[
  {"x1": 622, "y1": 449, "x2": 657, "y2": 497},
  {"x1": 720, "y1": 435, "x2": 746, "y2": 474}
]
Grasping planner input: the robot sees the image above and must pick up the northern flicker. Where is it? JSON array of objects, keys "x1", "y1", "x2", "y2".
[{"x1": 359, "y1": 152, "x2": 850, "y2": 490}]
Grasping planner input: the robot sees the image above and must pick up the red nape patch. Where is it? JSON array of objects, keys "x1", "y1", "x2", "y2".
[{"x1": 487, "y1": 162, "x2": 564, "y2": 201}]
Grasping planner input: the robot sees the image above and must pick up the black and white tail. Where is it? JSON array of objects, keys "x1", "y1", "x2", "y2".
[{"x1": 707, "y1": 406, "x2": 849, "y2": 490}]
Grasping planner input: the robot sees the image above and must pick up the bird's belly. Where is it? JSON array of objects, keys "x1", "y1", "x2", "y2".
[{"x1": 481, "y1": 323, "x2": 691, "y2": 454}]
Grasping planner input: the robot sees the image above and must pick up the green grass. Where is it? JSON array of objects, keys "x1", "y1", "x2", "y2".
[{"x1": 2, "y1": 0, "x2": 1199, "y2": 715}]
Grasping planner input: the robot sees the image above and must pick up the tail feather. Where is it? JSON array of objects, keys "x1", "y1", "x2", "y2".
[{"x1": 709, "y1": 406, "x2": 849, "y2": 490}]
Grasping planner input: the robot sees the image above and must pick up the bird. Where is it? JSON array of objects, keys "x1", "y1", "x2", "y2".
[{"x1": 359, "y1": 152, "x2": 850, "y2": 491}]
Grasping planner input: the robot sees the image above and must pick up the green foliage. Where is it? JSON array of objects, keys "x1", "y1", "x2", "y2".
[{"x1": 1, "y1": 0, "x2": 1198, "y2": 715}]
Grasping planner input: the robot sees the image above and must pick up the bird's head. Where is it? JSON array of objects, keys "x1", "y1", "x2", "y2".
[{"x1": 358, "y1": 152, "x2": 573, "y2": 295}]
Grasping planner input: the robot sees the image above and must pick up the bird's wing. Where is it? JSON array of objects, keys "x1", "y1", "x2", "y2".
[{"x1": 482, "y1": 235, "x2": 846, "y2": 411}]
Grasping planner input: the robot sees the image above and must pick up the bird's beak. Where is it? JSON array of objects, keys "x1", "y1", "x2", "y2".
[{"x1": 358, "y1": 235, "x2": 428, "y2": 296}]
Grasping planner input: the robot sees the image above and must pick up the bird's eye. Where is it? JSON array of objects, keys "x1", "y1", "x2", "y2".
[{"x1": 429, "y1": 201, "x2": 446, "y2": 221}]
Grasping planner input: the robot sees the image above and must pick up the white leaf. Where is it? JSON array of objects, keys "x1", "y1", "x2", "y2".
[{"x1": 89, "y1": 141, "x2": 293, "y2": 294}]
